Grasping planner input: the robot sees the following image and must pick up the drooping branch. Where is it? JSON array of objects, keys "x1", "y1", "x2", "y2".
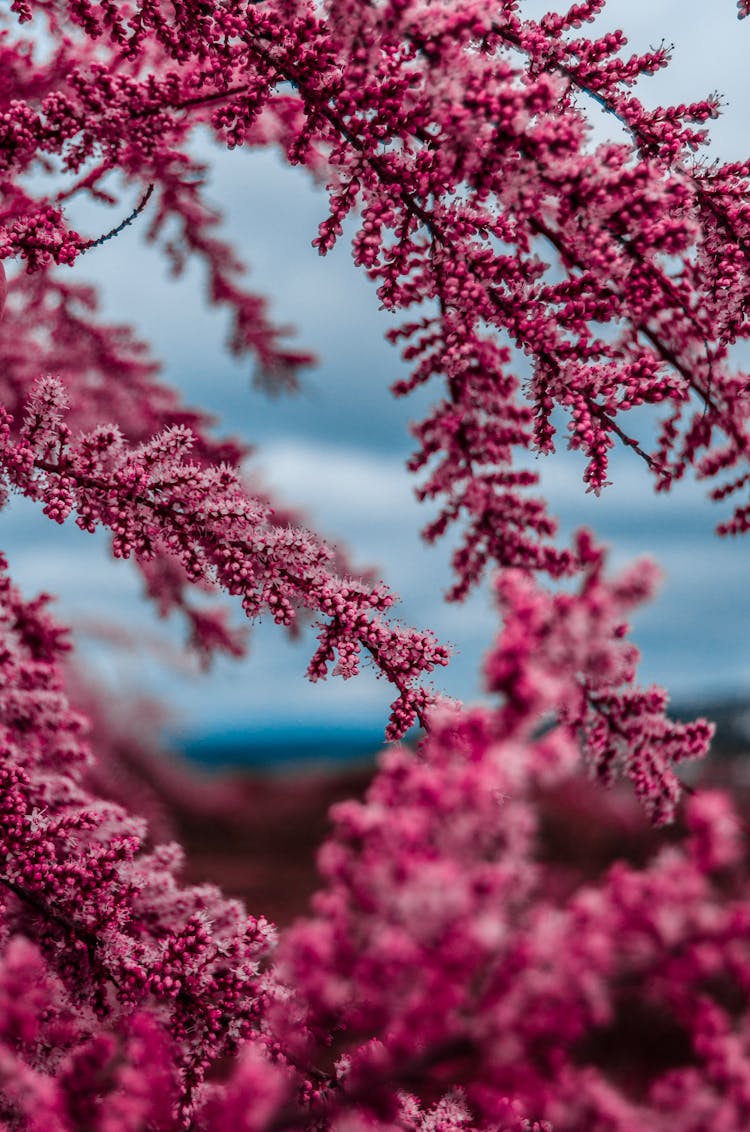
[
  {"x1": 0, "y1": 377, "x2": 450, "y2": 739},
  {"x1": 78, "y1": 182, "x2": 154, "y2": 252}
]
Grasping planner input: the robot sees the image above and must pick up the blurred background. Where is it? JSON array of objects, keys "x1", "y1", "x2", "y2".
[{"x1": 4, "y1": 0, "x2": 750, "y2": 774}]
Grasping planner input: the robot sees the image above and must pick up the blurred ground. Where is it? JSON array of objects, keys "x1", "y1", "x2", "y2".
[
  {"x1": 86, "y1": 697, "x2": 750, "y2": 927},
  {"x1": 175, "y1": 763, "x2": 375, "y2": 925}
]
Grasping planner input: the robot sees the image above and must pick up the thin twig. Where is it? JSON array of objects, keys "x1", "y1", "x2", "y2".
[{"x1": 78, "y1": 183, "x2": 155, "y2": 253}]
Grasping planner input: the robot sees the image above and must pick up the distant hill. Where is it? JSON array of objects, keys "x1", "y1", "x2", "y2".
[
  {"x1": 172, "y1": 696, "x2": 750, "y2": 773},
  {"x1": 176, "y1": 725, "x2": 389, "y2": 773}
]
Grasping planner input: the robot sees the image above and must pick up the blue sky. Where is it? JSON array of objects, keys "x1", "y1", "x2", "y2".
[{"x1": 4, "y1": 0, "x2": 750, "y2": 741}]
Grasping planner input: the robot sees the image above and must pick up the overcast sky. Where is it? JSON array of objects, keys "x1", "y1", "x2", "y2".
[{"x1": 4, "y1": 0, "x2": 750, "y2": 742}]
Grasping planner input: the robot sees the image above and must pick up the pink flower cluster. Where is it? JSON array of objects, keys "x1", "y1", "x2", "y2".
[
  {"x1": 0, "y1": 0, "x2": 748, "y2": 1129},
  {"x1": 0, "y1": 557, "x2": 278, "y2": 1125},
  {"x1": 484, "y1": 530, "x2": 712, "y2": 824},
  {"x1": 0, "y1": 375, "x2": 449, "y2": 738},
  {"x1": 283, "y1": 724, "x2": 750, "y2": 1132}
]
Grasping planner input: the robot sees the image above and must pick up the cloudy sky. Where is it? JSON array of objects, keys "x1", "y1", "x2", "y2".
[{"x1": 4, "y1": 0, "x2": 750, "y2": 744}]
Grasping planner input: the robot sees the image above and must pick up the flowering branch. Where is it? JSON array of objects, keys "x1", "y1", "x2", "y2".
[{"x1": 0, "y1": 377, "x2": 450, "y2": 739}]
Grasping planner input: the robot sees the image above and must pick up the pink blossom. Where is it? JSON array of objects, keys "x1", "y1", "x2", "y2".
[{"x1": 0, "y1": 1, "x2": 748, "y2": 1128}]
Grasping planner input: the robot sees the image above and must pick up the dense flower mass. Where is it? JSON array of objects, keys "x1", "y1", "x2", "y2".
[
  {"x1": 281, "y1": 717, "x2": 750, "y2": 1132},
  {"x1": 0, "y1": 0, "x2": 748, "y2": 1128},
  {"x1": 0, "y1": 556, "x2": 277, "y2": 1124},
  {"x1": 0, "y1": 537, "x2": 730, "y2": 1132}
]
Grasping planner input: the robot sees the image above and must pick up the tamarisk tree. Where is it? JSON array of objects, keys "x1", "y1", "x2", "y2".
[{"x1": 0, "y1": 0, "x2": 748, "y2": 1128}]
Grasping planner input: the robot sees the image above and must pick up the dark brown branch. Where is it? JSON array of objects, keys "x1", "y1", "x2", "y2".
[{"x1": 78, "y1": 183, "x2": 155, "y2": 253}]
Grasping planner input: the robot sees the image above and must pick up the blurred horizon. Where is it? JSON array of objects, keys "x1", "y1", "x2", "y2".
[{"x1": 170, "y1": 690, "x2": 750, "y2": 775}]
